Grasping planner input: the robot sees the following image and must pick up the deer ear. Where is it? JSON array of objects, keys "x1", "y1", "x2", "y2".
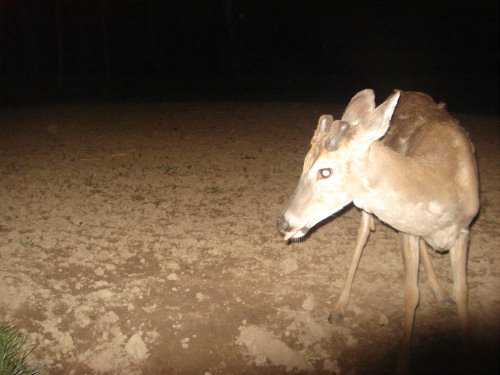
[
  {"x1": 359, "y1": 90, "x2": 400, "y2": 143},
  {"x1": 342, "y1": 89, "x2": 375, "y2": 125}
]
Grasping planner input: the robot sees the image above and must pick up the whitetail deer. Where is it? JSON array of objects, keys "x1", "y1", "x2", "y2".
[{"x1": 277, "y1": 89, "x2": 480, "y2": 372}]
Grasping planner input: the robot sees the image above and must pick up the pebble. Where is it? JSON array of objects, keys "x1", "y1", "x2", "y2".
[
  {"x1": 281, "y1": 257, "x2": 298, "y2": 274},
  {"x1": 302, "y1": 295, "x2": 314, "y2": 311},
  {"x1": 181, "y1": 337, "x2": 190, "y2": 349},
  {"x1": 94, "y1": 267, "x2": 105, "y2": 276},
  {"x1": 167, "y1": 272, "x2": 179, "y2": 281}
]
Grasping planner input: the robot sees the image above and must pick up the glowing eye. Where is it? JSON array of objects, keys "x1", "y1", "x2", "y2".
[{"x1": 318, "y1": 168, "x2": 333, "y2": 179}]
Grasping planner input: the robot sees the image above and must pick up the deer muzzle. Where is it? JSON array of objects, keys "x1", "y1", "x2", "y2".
[{"x1": 277, "y1": 213, "x2": 309, "y2": 241}]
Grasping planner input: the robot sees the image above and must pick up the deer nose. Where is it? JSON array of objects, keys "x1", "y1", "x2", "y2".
[{"x1": 277, "y1": 215, "x2": 291, "y2": 234}]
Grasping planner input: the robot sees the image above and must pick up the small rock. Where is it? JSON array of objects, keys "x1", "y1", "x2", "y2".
[
  {"x1": 101, "y1": 311, "x2": 120, "y2": 325},
  {"x1": 196, "y1": 292, "x2": 209, "y2": 301},
  {"x1": 167, "y1": 273, "x2": 179, "y2": 281},
  {"x1": 94, "y1": 267, "x2": 105, "y2": 276},
  {"x1": 104, "y1": 263, "x2": 116, "y2": 271},
  {"x1": 281, "y1": 257, "x2": 298, "y2": 275},
  {"x1": 125, "y1": 333, "x2": 149, "y2": 363},
  {"x1": 58, "y1": 332, "x2": 75, "y2": 354},
  {"x1": 302, "y1": 295, "x2": 315, "y2": 311},
  {"x1": 165, "y1": 261, "x2": 180, "y2": 270}
]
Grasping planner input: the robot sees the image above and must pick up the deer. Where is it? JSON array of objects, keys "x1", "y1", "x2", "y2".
[{"x1": 277, "y1": 89, "x2": 480, "y2": 372}]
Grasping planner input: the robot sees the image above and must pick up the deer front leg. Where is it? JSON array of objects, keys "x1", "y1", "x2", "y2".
[
  {"x1": 397, "y1": 233, "x2": 420, "y2": 374},
  {"x1": 330, "y1": 210, "x2": 373, "y2": 322}
]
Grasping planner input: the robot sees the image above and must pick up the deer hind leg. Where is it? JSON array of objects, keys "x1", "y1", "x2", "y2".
[
  {"x1": 397, "y1": 233, "x2": 420, "y2": 374},
  {"x1": 330, "y1": 210, "x2": 374, "y2": 322},
  {"x1": 419, "y1": 239, "x2": 454, "y2": 307},
  {"x1": 450, "y1": 231, "x2": 470, "y2": 338}
]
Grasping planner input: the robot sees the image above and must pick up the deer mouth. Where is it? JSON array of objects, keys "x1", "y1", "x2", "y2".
[
  {"x1": 283, "y1": 228, "x2": 309, "y2": 242},
  {"x1": 277, "y1": 215, "x2": 309, "y2": 242}
]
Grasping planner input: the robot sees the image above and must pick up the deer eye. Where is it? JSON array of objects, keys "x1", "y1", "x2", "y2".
[{"x1": 318, "y1": 168, "x2": 333, "y2": 179}]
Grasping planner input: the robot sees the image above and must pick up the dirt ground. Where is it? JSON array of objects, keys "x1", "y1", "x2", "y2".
[{"x1": 0, "y1": 99, "x2": 498, "y2": 375}]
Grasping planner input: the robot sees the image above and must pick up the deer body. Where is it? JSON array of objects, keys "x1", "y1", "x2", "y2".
[
  {"x1": 277, "y1": 90, "x2": 479, "y2": 372},
  {"x1": 352, "y1": 100, "x2": 479, "y2": 249}
]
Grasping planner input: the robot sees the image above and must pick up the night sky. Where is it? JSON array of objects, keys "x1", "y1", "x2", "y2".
[{"x1": 1, "y1": 0, "x2": 498, "y2": 113}]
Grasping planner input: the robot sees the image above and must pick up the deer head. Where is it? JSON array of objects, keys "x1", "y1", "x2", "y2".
[{"x1": 277, "y1": 89, "x2": 400, "y2": 241}]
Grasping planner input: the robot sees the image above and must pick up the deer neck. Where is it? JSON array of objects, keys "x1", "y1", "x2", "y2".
[{"x1": 350, "y1": 141, "x2": 426, "y2": 232}]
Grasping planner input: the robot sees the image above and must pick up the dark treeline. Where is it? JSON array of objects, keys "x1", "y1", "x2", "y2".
[{"x1": 1, "y1": 0, "x2": 498, "y2": 113}]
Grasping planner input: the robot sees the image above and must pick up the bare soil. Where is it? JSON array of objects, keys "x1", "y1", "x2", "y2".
[{"x1": 0, "y1": 100, "x2": 498, "y2": 375}]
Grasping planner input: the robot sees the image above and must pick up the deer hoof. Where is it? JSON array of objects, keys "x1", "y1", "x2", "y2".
[{"x1": 328, "y1": 311, "x2": 344, "y2": 324}]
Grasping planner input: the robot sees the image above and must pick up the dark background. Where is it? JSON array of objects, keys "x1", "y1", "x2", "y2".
[{"x1": 1, "y1": 0, "x2": 498, "y2": 113}]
